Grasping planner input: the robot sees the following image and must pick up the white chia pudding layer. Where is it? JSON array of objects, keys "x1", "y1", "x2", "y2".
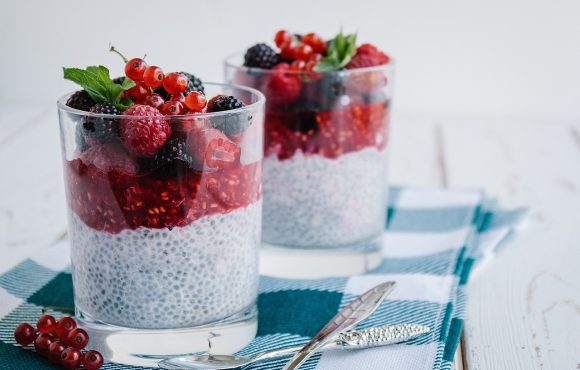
[
  {"x1": 263, "y1": 147, "x2": 388, "y2": 249},
  {"x1": 69, "y1": 201, "x2": 261, "y2": 329}
]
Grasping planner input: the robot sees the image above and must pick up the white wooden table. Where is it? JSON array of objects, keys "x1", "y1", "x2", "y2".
[{"x1": 1, "y1": 104, "x2": 579, "y2": 369}]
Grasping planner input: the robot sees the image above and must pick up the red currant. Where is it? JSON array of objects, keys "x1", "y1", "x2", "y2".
[
  {"x1": 82, "y1": 350, "x2": 104, "y2": 370},
  {"x1": 143, "y1": 65, "x2": 164, "y2": 88},
  {"x1": 47, "y1": 340, "x2": 67, "y2": 364},
  {"x1": 34, "y1": 333, "x2": 54, "y2": 356},
  {"x1": 184, "y1": 91, "x2": 207, "y2": 112},
  {"x1": 36, "y1": 314, "x2": 57, "y2": 334},
  {"x1": 170, "y1": 93, "x2": 186, "y2": 104},
  {"x1": 14, "y1": 323, "x2": 35, "y2": 345},
  {"x1": 143, "y1": 93, "x2": 165, "y2": 109},
  {"x1": 123, "y1": 81, "x2": 150, "y2": 103},
  {"x1": 275, "y1": 30, "x2": 292, "y2": 48},
  {"x1": 125, "y1": 58, "x2": 147, "y2": 81},
  {"x1": 163, "y1": 72, "x2": 188, "y2": 95},
  {"x1": 160, "y1": 101, "x2": 185, "y2": 115},
  {"x1": 309, "y1": 53, "x2": 323, "y2": 63},
  {"x1": 294, "y1": 44, "x2": 313, "y2": 61},
  {"x1": 280, "y1": 40, "x2": 298, "y2": 60},
  {"x1": 55, "y1": 317, "x2": 77, "y2": 341},
  {"x1": 290, "y1": 60, "x2": 306, "y2": 72},
  {"x1": 61, "y1": 347, "x2": 82, "y2": 369},
  {"x1": 66, "y1": 328, "x2": 89, "y2": 350},
  {"x1": 302, "y1": 33, "x2": 327, "y2": 54}
]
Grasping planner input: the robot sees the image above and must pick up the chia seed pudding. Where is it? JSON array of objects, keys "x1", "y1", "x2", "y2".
[{"x1": 226, "y1": 30, "x2": 392, "y2": 250}]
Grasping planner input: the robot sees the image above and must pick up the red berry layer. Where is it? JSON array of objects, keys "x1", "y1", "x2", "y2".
[
  {"x1": 264, "y1": 102, "x2": 389, "y2": 161},
  {"x1": 65, "y1": 160, "x2": 261, "y2": 233}
]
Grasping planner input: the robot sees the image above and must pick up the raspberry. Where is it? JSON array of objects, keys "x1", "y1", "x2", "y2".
[
  {"x1": 140, "y1": 135, "x2": 193, "y2": 172},
  {"x1": 82, "y1": 103, "x2": 120, "y2": 142},
  {"x1": 345, "y1": 43, "x2": 390, "y2": 69},
  {"x1": 120, "y1": 104, "x2": 171, "y2": 157},
  {"x1": 243, "y1": 43, "x2": 280, "y2": 69},
  {"x1": 66, "y1": 90, "x2": 94, "y2": 111},
  {"x1": 265, "y1": 63, "x2": 302, "y2": 105},
  {"x1": 80, "y1": 142, "x2": 138, "y2": 175},
  {"x1": 188, "y1": 128, "x2": 241, "y2": 171},
  {"x1": 155, "y1": 72, "x2": 204, "y2": 99}
]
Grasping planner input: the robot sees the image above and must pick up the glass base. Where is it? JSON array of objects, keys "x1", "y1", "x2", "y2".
[
  {"x1": 76, "y1": 305, "x2": 257, "y2": 367},
  {"x1": 260, "y1": 236, "x2": 383, "y2": 279}
]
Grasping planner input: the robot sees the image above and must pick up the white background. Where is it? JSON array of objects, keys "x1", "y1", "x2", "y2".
[{"x1": 1, "y1": 0, "x2": 579, "y2": 121}]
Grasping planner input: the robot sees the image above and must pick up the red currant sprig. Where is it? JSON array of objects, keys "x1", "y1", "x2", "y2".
[
  {"x1": 274, "y1": 29, "x2": 326, "y2": 71},
  {"x1": 13, "y1": 314, "x2": 104, "y2": 369}
]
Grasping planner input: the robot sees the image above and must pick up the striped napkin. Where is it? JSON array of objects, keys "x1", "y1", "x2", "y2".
[{"x1": 0, "y1": 186, "x2": 524, "y2": 369}]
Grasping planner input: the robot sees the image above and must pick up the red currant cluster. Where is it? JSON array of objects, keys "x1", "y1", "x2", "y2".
[
  {"x1": 113, "y1": 47, "x2": 207, "y2": 116},
  {"x1": 274, "y1": 30, "x2": 327, "y2": 72},
  {"x1": 14, "y1": 314, "x2": 103, "y2": 370}
]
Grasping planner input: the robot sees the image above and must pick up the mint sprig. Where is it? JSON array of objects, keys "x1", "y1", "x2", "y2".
[
  {"x1": 63, "y1": 65, "x2": 135, "y2": 110},
  {"x1": 314, "y1": 32, "x2": 357, "y2": 72}
]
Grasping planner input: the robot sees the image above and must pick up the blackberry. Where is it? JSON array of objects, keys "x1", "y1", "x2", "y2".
[
  {"x1": 82, "y1": 103, "x2": 121, "y2": 142},
  {"x1": 207, "y1": 95, "x2": 251, "y2": 136},
  {"x1": 140, "y1": 136, "x2": 192, "y2": 173},
  {"x1": 155, "y1": 72, "x2": 204, "y2": 99},
  {"x1": 243, "y1": 43, "x2": 279, "y2": 69},
  {"x1": 112, "y1": 76, "x2": 125, "y2": 85},
  {"x1": 66, "y1": 90, "x2": 95, "y2": 112}
]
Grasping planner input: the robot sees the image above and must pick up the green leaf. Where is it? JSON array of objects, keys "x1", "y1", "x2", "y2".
[
  {"x1": 313, "y1": 31, "x2": 358, "y2": 72},
  {"x1": 63, "y1": 66, "x2": 137, "y2": 110}
]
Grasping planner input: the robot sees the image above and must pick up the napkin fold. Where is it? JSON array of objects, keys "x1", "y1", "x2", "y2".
[{"x1": 0, "y1": 186, "x2": 524, "y2": 370}]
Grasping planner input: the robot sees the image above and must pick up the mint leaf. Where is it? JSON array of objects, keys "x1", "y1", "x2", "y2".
[
  {"x1": 314, "y1": 31, "x2": 358, "y2": 72},
  {"x1": 63, "y1": 65, "x2": 136, "y2": 110}
]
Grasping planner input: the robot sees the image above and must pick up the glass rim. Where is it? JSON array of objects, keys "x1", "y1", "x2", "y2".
[
  {"x1": 223, "y1": 51, "x2": 395, "y2": 75},
  {"x1": 57, "y1": 81, "x2": 266, "y2": 120}
]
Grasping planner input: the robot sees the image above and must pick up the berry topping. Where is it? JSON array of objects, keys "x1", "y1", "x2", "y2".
[
  {"x1": 294, "y1": 44, "x2": 313, "y2": 61},
  {"x1": 302, "y1": 32, "x2": 327, "y2": 54},
  {"x1": 65, "y1": 327, "x2": 89, "y2": 349},
  {"x1": 55, "y1": 317, "x2": 77, "y2": 340},
  {"x1": 207, "y1": 95, "x2": 243, "y2": 113},
  {"x1": 14, "y1": 323, "x2": 35, "y2": 346},
  {"x1": 48, "y1": 340, "x2": 67, "y2": 364},
  {"x1": 280, "y1": 40, "x2": 298, "y2": 60},
  {"x1": 275, "y1": 30, "x2": 293, "y2": 48},
  {"x1": 184, "y1": 91, "x2": 207, "y2": 112},
  {"x1": 346, "y1": 43, "x2": 390, "y2": 69},
  {"x1": 170, "y1": 93, "x2": 186, "y2": 104},
  {"x1": 188, "y1": 128, "x2": 241, "y2": 171},
  {"x1": 141, "y1": 135, "x2": 193, "y2": 172},
  {"x1": 160, "y1": 100, "x2": 185, "y2": 115},
  {"x1": 120, "y1": 104, "x2": 171, "y2": 157},
  {"x1": 34, "y1": 333, "x2": 54, "y2": 356},
  {"x1": 36, "y1": 314, "x2": 57, "y2": 334},
  {"x1": 123, "y1": 81, "x2": 150, "y2": 103},
  {"x1": 82, "y1": 102, "x2": 120, "y2": 142},
  {"x1": 243, "y1": 43, "x2": 280, "y2": 69},
  {"x1": 143, "y1": 93, "x2": 165, "y2": 109},
  {"x1": 143, "y1": 65, "x2": 164, "y2": 88},
  {"x1": 206, "y1": 95, "x2": 250, "y2": 136},
  {"x1": 61, "y1": 347, "x2": 82, "y2": 369},
  {"x1": 82, "y1": 350, "x2": 104, "y2": 370},
  {"x1": 155, "y1": 71, "x2": 205, "y2": 99},
  {"x1": 125, "y1": 57, "x2": 147, "y2": 81},
  {"x1": 265, "y1": 63, "x2": 302, "y2": 105},
  {"x1": 163, "y1": 72, "x2": 188, "y2": 95},
  {"x1": 66, "y1": 90, "x2": 95, "y2": 111},
  {"x1": 80, "y1": 142, "x2": 138, "y2": 175}
]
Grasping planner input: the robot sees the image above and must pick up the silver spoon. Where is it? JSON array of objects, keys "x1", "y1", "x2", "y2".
[{"x1": 158, "y1": 323, "x2": 430, "y2": 369}]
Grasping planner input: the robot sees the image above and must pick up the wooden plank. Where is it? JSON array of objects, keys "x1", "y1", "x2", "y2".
[{"x1": 442, "y1": 120, "x2": 580, "y2": 369}]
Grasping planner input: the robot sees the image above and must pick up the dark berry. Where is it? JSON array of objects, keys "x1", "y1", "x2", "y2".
[
  {"x1": 48, "y1": 340, "x2": 67, "y2": 364},
  {"x1": 207, "y1": 95, "x2": 250, "y2": 136},
  {"x1": 243, "y1": 43, "x2": 280, "y2": 69},
  {"x1": 125, "y1": 57, "x2": 147, "y2": 81},
  {"x1": 61, "y1": 347, "x2": 82, "y2": 369},
  {"x1": 14, "y1": 323, "x2": 35, "y2": 346},
  {"x1": 141, "y1": 135, "x2": 193, "y2": 172},
  {"x1": 120, "y1": 104, "x2": 171, "y2": 157},
  {"x1": 66, "y1": 90, "x2": 94, "y2": 112},
  {"x1": 112, "y1": 76, "x2": 126, "y2": 85},
  {"x1": 143, "y1": 65, "x2": 164, "y2": 88},
  {"x1": 82, "y1": 350, "x2": 104, "y2": 370},
  {"x1": 34, "y1": 333, "x2": 54, "y2": 356},
  {"x1": 163, "y1": 72, "x2": 188, "y2": 95},
  {"x1": 55, "y1": 317, "x2": 77, "y2": 340},
  {"x1": 66, "y1": 328, "x2": 89, "y2": 349},
  {"x1": 37, "y1": 314, "x2": 57, "y2": 334},
  {"x1": 82, "y1": 102, "x2": 121, "y2": 142}
]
